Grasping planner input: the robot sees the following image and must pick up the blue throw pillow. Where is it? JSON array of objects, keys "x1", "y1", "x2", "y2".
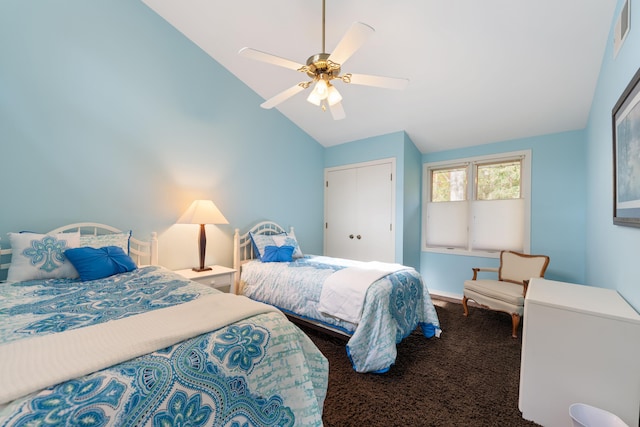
[
  {"x1": 249, "y1": 232, "x2": 287, "y2": 260},
  {"x1": 261, "y1": 245, "x2": 295, "y2": 263},
  {"x1": 64, "y1": 246, "x2": 137, "y2": 281}
]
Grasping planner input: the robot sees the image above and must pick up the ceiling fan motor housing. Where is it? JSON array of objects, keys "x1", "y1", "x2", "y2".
[{"x1": 305, "y1": 53, "x2": 341, "y2": 80}]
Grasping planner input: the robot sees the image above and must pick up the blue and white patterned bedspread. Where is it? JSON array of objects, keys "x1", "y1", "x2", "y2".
[
  {"x1": 0, "y1": 266, "x2": 328, "y2": 426},
  {"x1": 241, "y1": 255, "x2": 441, "y2": 373}
]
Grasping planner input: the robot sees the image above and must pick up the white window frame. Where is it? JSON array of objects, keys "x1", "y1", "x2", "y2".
[{"x1": 422, "y1": 150, "x2": 531, "y2": 258}]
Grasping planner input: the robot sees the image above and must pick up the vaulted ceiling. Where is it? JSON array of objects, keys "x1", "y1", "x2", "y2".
[{"x1": 142, "y1": 0, "x2": 617, "y2": 153}]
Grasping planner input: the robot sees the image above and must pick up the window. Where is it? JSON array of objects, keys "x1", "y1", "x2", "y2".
[
  {"x1": 431, "y1": 166, "x2": 467, "y2": 202},
  {"x1": 422, "y1": 150, "x2": 531, "y2": 257},
  {"x1": 476, "y1": 160, "x2": 521, "y2": 200}
]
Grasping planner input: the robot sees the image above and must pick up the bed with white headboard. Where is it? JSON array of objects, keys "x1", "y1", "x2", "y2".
[
  {"x1": 233, "y1": 220, "x2": 442, "y2": 373},
  {"x1": 0, "y1": 222, "x2": 158, "y2": 273},
  {"x1": 0, "y1": 222, "x2": 327, "y2": 425},
  {"x1": 234, "y1": 221, "x2": 293, "y2": 288}
]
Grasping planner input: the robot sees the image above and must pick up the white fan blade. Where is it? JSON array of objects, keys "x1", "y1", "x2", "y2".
[
  {"x1": 260, "y1": 84, "x2": 306, "y2": 109},
  {"x1": 328, "y1": 22, "x2": 374, "y2": 66},
  {"x1": 239, "y1": 47, "x2": 304, "y2": 71},
  {"x1": 329, "y1": 101, "x2": 346, "y2": 120},
  {"x1": 347, "y1": 73, "x2": 409, "y2": 90}
]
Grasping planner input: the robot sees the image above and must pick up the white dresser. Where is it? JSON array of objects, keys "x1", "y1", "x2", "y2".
[{"x1": 519, "y1": 278, "x2": 640, "y2": 427}]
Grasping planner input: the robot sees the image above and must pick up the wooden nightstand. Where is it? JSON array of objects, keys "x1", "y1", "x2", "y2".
[{"x1": 174, "y1": 265, "x2": 237, "y2": 294}]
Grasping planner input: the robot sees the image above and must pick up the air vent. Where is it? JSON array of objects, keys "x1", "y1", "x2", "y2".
[{"x1": 614, "y1": 0, "x2": 630, "y2": 58}]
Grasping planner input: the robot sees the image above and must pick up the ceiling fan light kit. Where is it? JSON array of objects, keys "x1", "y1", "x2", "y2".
[
  {"x1": 239, "y1": 0, "x2": 408, "y2": 120},
  {"x1": 326, "y1": 85, "x2": 342, "y2": 106}
]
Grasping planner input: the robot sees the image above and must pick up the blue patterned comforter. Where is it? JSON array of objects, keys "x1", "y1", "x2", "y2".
[
  {"x1": 240, "y1": 256, "x2": 442, "y2": 373},
  {"x1": 0, "y1": 266, "x2": 328, "y2": 426}
]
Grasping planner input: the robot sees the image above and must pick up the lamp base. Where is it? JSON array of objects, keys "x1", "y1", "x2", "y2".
[{"x1": 194, "y1": 224, "x2": 211, "y2": 273}]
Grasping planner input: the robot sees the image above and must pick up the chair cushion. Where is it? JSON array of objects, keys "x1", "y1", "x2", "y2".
[
  {"x1": 499, "y1": 251, "x2": 548, "y2": 283},
  {"x1": 464, "y1": 279, "x2": 525, "y2": 307}
]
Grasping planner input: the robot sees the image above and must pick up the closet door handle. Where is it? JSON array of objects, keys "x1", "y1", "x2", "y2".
[
  {"x1": 349, "y1": 234, "x2": 354, "y2": 239},
  {"x1": 356, "y1": 235, "x2": 361, "y2": 240}
]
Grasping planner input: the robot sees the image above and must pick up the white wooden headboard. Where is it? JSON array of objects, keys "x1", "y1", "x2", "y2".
[
  {"x1": 0, "y1": 222, "x2": 158, "y2": 272},
  {"x1": 233, "y1": 221, "x2": 294, "y2": 291}
]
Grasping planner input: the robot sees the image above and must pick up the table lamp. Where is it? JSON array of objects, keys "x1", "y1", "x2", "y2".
[{"x1": 177, "y1": 200, "x2": 229, "y2": 272}]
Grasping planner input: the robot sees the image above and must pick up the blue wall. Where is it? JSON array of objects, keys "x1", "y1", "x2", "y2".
[
  {"x1": 585, "y1": 0, "x2": 640, "y2": 310},
  {"x1": 324, "y1": 131, "x2": 406, "y2": 169},
  {"x1": 0, "y1": 0, "x2": 324, "y2": 271},
  {"x1": 421, "y1": 131, "x2": 587, "y2": 298},
  {"x1": 402, "y1": 133, "x2": 423, "y2": 270}
]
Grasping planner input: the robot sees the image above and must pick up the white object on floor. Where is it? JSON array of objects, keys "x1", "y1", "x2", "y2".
[{"x1": 569, "y1": 403, "x2": 629, "y2": 427}]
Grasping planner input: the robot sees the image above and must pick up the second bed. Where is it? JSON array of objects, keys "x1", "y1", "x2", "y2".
[{"x1": 234, "y1": 221, "x2": 442, "y2": 373}]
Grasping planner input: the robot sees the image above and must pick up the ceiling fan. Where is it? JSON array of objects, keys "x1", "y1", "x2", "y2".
[{"x1": 238, "y1": 0, "x2": 409, "y2": 120}]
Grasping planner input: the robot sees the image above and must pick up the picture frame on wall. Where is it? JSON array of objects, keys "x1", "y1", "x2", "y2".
[{"x1": 613, "y1": 67, "x2": 640, "y2": 228}]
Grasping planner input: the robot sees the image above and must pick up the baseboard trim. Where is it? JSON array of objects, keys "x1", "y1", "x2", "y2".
[
  {"x1": 429, "y1": 291, "x2": 483, "y2": 309},
  {"x1": 430, "y1": 293, "x2": 462, "y2": 304},
  {"x1": 429, "y1": 290, "x2": 462, "y2": 302}
]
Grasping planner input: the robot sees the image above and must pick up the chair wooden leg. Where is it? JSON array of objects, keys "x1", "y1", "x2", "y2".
[
  {"x1": 462, "y1": 295, "x2": 469, "y2": 317},
  {"x1": 511, "y1": 313, "x2": 520, "y2": 338}
]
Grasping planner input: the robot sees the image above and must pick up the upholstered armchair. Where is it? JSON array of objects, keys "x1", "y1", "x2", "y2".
[{"x1": 462, "y1": 250, "x2": 550, "y2": 338}]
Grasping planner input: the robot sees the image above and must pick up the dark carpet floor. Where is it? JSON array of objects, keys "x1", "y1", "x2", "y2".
[{"x1": 300, "y1": 298, "x2": 541, "y2": 427}]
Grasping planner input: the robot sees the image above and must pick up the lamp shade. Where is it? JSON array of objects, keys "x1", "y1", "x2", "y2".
[
  {"x1": 327, "y1": 85, "x2": 342, "y2": 106},
  {"x1": 177, "y1": 200, "x2": 228, "y2": 225},
  {"x1": 307, "y1": 90, "x2": 322, "y2": 106}
]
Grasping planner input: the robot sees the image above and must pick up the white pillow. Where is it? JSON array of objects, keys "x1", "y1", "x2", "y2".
[
  {"x1": 272, "y1": 233, "x2": 303, "y2": 258},
  {"x1": 249, "y1": 232, "x2": 285, "y2": 260},
  {"x1": 7, "y1": 232, "x2": 80, "y2": 282},
  {"x1": 249, "y1": 231, "x2": 304, "y2": 260},
  {"x1": 287, "y1": 229, "x2": 304, "y2": 258},
  {"x1": 80, "y1": 231, "x2": 131, "y2": 254}
]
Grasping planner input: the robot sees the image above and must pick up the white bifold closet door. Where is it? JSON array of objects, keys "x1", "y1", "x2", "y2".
[{"x1": 324, "y1": 160, "x2": 395, "y2": 262}]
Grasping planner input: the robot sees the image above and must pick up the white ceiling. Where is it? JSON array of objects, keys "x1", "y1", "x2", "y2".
[{"x1": 141, "y1": 0, "x2": 617, "y2": 153}]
